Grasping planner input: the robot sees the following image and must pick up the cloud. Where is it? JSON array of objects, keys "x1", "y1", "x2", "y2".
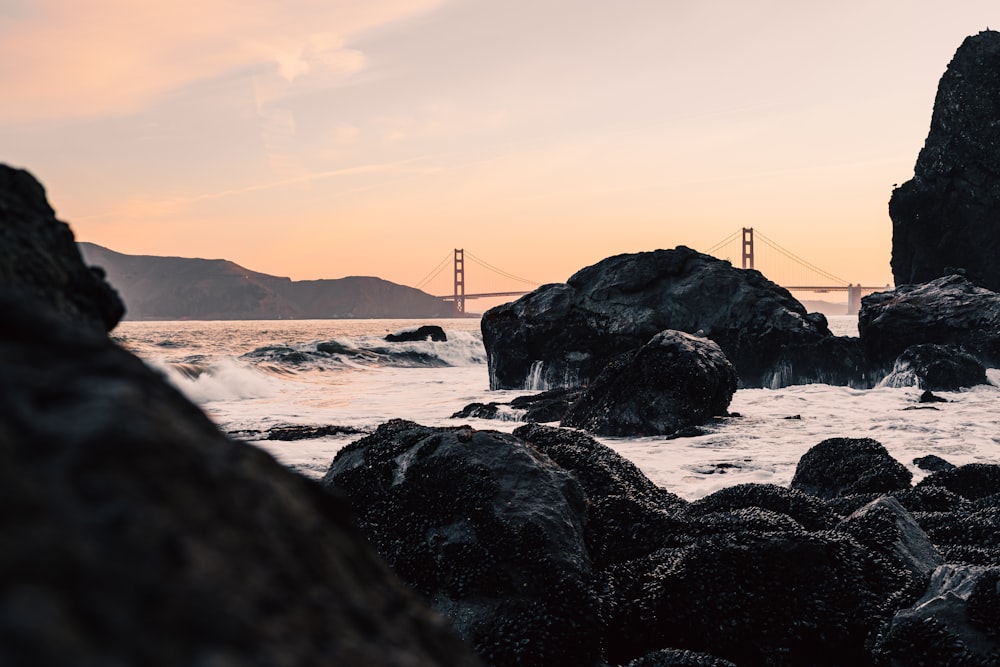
[{"x1": 0, "y1": 0, "x2": 443, "y2": 123}]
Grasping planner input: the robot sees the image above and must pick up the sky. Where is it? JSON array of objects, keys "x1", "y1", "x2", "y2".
[{"x1": 2, "y1": 1, "x2": 997, "y2": 302}]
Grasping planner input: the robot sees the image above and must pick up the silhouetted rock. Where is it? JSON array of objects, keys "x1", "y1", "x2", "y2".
[
  {"x1": 874, "y1": 565, "x2": 1000, "y2": 665},
  {"x1": 791, "y1": 438, "x2": 913, "y2": 500},
  {"x1": 0, "y1": 165, "x2": 123, "y2": 331},
  {"x1": 914, "y1": 454, "x2": 956, "y2": 473},
  {"x1": 561, "y1": 330, "x2": 737, "y2": 437},
  {"x1": 890, "y1": 30, "x2": 1000, "y2": 291},
  {"x1": 78, "y1": 242, "x2": 455, "y2": 320},
  {"x1": 919, "y1": 390, "x2": 949, "y2": 403},
  {"x1": 229, "y1": 423, "x2": 368, "y2": 441},
  {"x1": 322, "y1": 420, "x2": 603, "y2": 667},
  {"x1": 385, "y1": 324, "x2": 447, "y2": 342},
  {"x1": 880, "y1": 343, "x2": 987, "y2": 390},
  {"x1": 859, "y1": 274, "x2": 1000, "y2": 369},
  {"x1": 451, "y1": 387, "x2": 585, "y2": 423},
  {"x1": 624, "y1": 649, "x2": 737, "y2": 667},
  {"x1": 0, "y1": 294, "x2": 482, "y2": 667},
  {"x1": 481, "y1": 246, "x2": 847, "y2": 390}
]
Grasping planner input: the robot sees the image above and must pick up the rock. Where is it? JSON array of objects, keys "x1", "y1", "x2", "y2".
[
  {"x1": 837, "y1": 497, "x2": 942, "y2": 584},
  {"x1": 790, "y1": 438, "x2": 913, "y2": 500},
  {"x1": 560, "y1": 330, "x2": 737, "y2": 437},
  {"x1": 879, "y1": 343, "x2": 987, "y2": 390},
  {"x1": 874, "y1": 564, "x2": 1000, "y2": 665},
  {"x1": 451, "y1": 387, "x2": 585, "y2": 423},
  {"x1": 385, "y1": 324, "x2": 448, "y2": 342},
  {"x1": 859, "y1": 274, "x2": 1000, "y2": 369},
  {"x1": 919, "y1": 390, "x2": 949, "y2": 403},
  {"x1": 513, "y1": 423, "x2": 686, "y2": 568},
  {"x1": 623, "y1": 648, "x2": 737, "y2": 667},
  {"x1": 228, "y1": 423, "x2": 368, "y2": 441},
  {"x1": 0, "y1": 293, "x2": 481, "y2": 667},
  {"x1": 890, "y1": 30, "x2": 1000, "y2": 291},
  {"x1": 321, "y1": 420, "x2": 603, "y2": 667},
  {"x1": 914, "y1": 455, "x2": 956, "y2": 473},
  {"x1": 0, "y1": 164, "x2": 123, "y2": 331},
  {"x1": 481, "y1": 246, "x2": 847, "y2": 390},
  {"x1": 686, "y1": 483, "x2": 840, "y2": 532},
  {"x1": 916, "y1": 463, "x2": 1000, "y2": 501}
]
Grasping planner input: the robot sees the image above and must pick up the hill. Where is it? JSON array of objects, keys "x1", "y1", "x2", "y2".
[{"x1": 78, "y1": 243, "x2": 457, "y2": 320}]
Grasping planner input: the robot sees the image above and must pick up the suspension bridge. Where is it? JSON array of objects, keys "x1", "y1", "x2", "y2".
[{"x1": 415, "y1": 228, "x2": 888, "y2": 315}]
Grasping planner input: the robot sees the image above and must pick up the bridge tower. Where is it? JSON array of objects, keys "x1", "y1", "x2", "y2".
[
  {"x1": 847, "y1": 283, "x2": 862, "y2": 316},
  {"x1": 742, "y1": 227, "x2": 755, "y2": 270},
  {"x1": 453, "y1": 248, "x2": 465, "y2": 315}
]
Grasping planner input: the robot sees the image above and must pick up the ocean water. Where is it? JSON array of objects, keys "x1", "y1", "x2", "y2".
[{"x1": 114, "y1": 316, "x2": 1000, "y2": 500}]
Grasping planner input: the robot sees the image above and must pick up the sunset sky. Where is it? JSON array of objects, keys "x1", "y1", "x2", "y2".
[{"x1": 2, "y1": 1, "x2": 996, "y2": 300}]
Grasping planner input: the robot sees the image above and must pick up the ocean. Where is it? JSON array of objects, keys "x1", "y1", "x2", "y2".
[{"x1": 114, "y1": 316, "x2": 1000, "y2": 500}]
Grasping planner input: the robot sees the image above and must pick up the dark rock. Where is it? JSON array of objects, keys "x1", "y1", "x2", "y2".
[
  {"x1": 917, "y1": 463, "x2": 1000, "y2": 501},
  {"x1": 322, "y1": 420, "x2": 603, "y2": 667},
  {"x1": 560, "y1": 330, "x2": 737, "y2": 437},
  {"x1": 874, "y1": 565, "x2": 1000, "y2": 665},
  {"x1": 915, "y1": 510, "x2": 1000, "y2": 564},
  {"x1": 919, "y1": 390, "x2": 949, "y2": 403},
  {"x1": 451, "y1": 387, "x2": 585, "y2": 423},
  {"x1": 914, "y1": 454, "x2": 956, "y2": 473},
  {"x1": 791, "y1": 438, "x2": 913, "y2": 500},
  {"x1": 481, "y1": 246, "x2": 851, "y2": 390},
  {"x1": 0, "y1": 293, "x2": 481, "y2": 667},
  {"x1": 766, "y1": 334, "x2": 873, "y2": 388},
  {"x1": 385, "y1": 324, "x2": 447, "y2": 342},
  {"x1": 513, "y1": 423, "x2": 686, "y2": 568},
  {"x1": 891, "y1": 485, "x2": 970, "y2": 513},
  {"x1": 623, "y1": 648, "x2": 737, "y2": 667},
  {"x1": 0, "y1": 164, "x2": 123, "y2": 331},
  {"x1": 229, "y1": 423, "x2": 368, "y2": 441},
  {"x1": 837, "y1": 497, "x2": 942, "y2": 585},
  {"x1": 858, "y1": 274, "x2": 1000, "y2": 368},
  {"x1": 890, "y1": 30, "x2": 1000, "y2": 292},
  {"x1": 686, "y1": 483, "x2": 840, "y2": 531},
  {"x1": 880, "y1": 343, "x2": 987, "y2": 390}
]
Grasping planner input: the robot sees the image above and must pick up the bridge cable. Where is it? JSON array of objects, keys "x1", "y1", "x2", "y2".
[
  {"x1": 753, "y1": 230, "x2": 850, "y2": 285},
  {"x1": 704, "y1": 229, "x2": 742, "y2": 256},
  {"x1": 414, "y1": 252, "x2": 453, "y2": 290},
  {"x1": 465, "y1": 251, "x2": 541, "y2": 287}
]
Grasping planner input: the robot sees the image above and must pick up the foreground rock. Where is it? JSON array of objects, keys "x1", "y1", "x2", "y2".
[
  {"x1": 879, "y1": 343, "x2": 987, "y2": 390},
  {"x1": 889, "y1": 30, "x2": 1000, "y2": 291},
  {"x1": 481, "y1": 246, "x2": 853, "y2": 390},
  {"x1": 859, "y1": 274, "x2": 1000, "y2": 369},
  {"x1": 561, "y1": 330, "x2": 737, "y2": 436},
  {"x1": 322, "y1": 421, "x2": 603, "y2": 667},
  {"x1": 0, "y1": 165, "x2": 123, "y2": 331},
  {"x1": 791, "y1": 438, "x2": 913, "y2": 500}
]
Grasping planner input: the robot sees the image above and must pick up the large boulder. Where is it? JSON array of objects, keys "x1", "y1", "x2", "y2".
[
  {"x1": 481, "y1": 246, "x2": 845, "y2": 390},
  {"x1": 0, "y1": 293, "x2": 482, "y2": 667},
  {"x1": 321, "y1": 420, "x2": 603, "y2": 667},
  {"x1": 560, "y1": 330, "x2": 737, "y2": 437},
  {"x1": 858, "y1": 274, "x2": 1000, "y2": 369},
  {"x1": 890, "y1": 30, "x2": 1000, "y2": 291},
  {"x1": 0, "y1": 164, "x2": 124, "y2": 331},
  {"x1": 790, "y1": 438, "x2": 913, "y2": 500},
  {"x1": 879, "y1": 343, "x2": 988, "y2": 390}
]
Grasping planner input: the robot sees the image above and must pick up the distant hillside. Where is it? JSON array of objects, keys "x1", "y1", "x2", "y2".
[{"x1": 78, "y1": 243, "x2": 457, "y2": 320}]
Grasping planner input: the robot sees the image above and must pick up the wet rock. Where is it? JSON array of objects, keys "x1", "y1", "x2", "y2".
[
  {"x1": 919, "y1": 390, "x2": 948, "y2": 403},
  {"x1": 623, "y1": 648, "x2": 737, "y2": 667},
  {"x1": 913, "y1": 454, "x2": 956, "y2": 473},
  {"x1": 229, "y1": 423, "x2": 368, "y2": 441},
  {"x1": 858, "y1": 274, "x2": 1000, "y2": 369},
  {"x1": 880, "y1": 343, "x2": 987, "y2": 390},
  {"x1": 385, "y1": 324, "x2": 447, "y2": 342},
  {"x1": 890, "y1": 30, "x2": 1000, "y2": 292},
  {"x1": 874, "y1": 565, "x2": 1000, "y2": 665},
  {"x1": 791, "y1": 438, "x2": 913, "y2": 500},
  {"x1": 0, "y1": 164, "x2": 123, "y2": 331},
  {"x1": 916, "y1": 463, "x2": 1000, "y2": 501},
  {"x1": 322, "y1": 420, "x2": 602, "y2": 667},
  {"x1": 481, "y1": 246, "x2": 846, "y2": 390},
  {"x1": 451, "y1": 387, "x2": 585, "y2": 423},
  {"x1": 686, "y1": 483, "x2": 840, "y2": 531},
  {"x1": 560, "y1": 330, "x2": 737, "y2": 437},
  {"x1": 0, "y1": 294, "x2": 482, "y2": 667}
]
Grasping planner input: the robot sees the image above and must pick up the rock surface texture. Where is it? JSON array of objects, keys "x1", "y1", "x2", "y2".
[
  {"x1": 560, "y1": 330, "x2": 737, "y2": 436},
  {"x1": 879, "y1": 343, "x2": 987, "y2": 390},
  {"x1": 0, "y1": 164, "x2": 482, "y2": 667},
  {"x1": 0, "y1": 165, "x2": 123, "y2": 331},
  {"x1": 482, "y1": 246, "x2": 842, "y2": 390},
  {"x1": 890, "y1": 30, "x2": 1000, "y2": 291}
]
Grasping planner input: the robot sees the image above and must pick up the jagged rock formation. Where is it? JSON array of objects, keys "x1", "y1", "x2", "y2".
[
  {"x1": 0, "y1": 165, "x2": 123, "y2": 331},
  {"x1": 78, "y1": 242, "x2": 456, "y2": 320},
  {"x1": 560, "y1": 330, "x2": 737, "y2": 436},
  {"x1": 890, "y1": 30, "x2": 1000, "y2": 291},
  {"x1": 481, "y1": 246, "x2": 850, "y2": 390},
  {"x1": 879, "y1": 343, "x2": 987, "y2": 390},
  {"x1": 0, "y1": 164, "x2": 482, "y2": 666}
]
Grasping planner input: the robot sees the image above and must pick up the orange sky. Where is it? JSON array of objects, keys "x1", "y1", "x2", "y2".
[{"x1": 2, "y1": 1, "x2": 996, "y2": 299}]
